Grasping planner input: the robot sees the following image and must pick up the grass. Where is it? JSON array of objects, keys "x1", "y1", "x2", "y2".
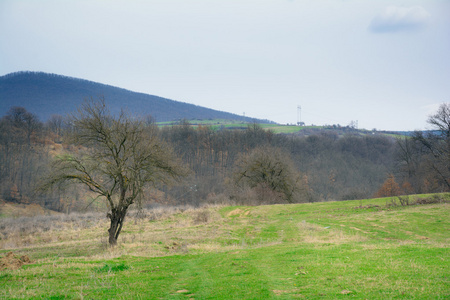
[
  {"x1": 259, "y1": 124, "x2": 320, "y2": 134},
  {"x1": 154, "y1": 118, "x2": 412, "y2": 138},
  {"x1": 155, "y1": 119, "x2": 319, "y2": 134},
  {"x1": 0, "y1": 195, "x2": 449, "y2": 299},
  {"x1": 155, "y1": 119, "x2": 405, "y2": 135}
]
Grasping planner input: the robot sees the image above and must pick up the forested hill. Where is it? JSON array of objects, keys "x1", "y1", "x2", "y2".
[{"x1": 0, "y1": 71, "x2": 261, "y2": 122}]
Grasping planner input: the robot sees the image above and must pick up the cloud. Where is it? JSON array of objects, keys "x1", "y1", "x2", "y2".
[{"x1": 369, "y1": 6, "x2": 431, "y2": 33}]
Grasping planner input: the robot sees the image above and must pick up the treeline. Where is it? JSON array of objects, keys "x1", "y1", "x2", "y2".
[
  {"x1": 1, "y1": 104, "x2": 449, "y2": 212},
  {"x1": 394, "y1": 104, "x2": 450, "y2": 195},
  {"x1": 0, "y1": 107, "x2": 45, "y2": 205},
  {"x1": 0, "y1": 108, "x2": 84, "y2": 212},
  {"x1": 160, "y1": 123, "x2": 400, "y2": 203}
]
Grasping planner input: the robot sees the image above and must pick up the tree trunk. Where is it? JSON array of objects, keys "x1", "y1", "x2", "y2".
[{"x1": 107, "y1": 208, "x2": 127, "y2": 246}]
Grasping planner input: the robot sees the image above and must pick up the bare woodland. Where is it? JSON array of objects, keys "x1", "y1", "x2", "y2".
[{"x1": 0, "y1": 100, "x2": 449, "y2": 244}]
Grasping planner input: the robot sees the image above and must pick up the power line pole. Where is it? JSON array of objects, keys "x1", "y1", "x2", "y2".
[{"x1": 297, "y1": 105, "x2": 303, "y2": 126}]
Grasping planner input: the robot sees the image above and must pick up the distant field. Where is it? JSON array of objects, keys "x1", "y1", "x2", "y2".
[
  {"x1": 156, "y1": 119, "x2": 406, "y2": 136},
  {"x1": 157, "y1": 119, "x2": 320, "y2": 134},
  {"x1": 259, "y1": 124, "x2": 320, "y2": 134},
  {"x1": 0, "y1": 194, "x2": 449, "y2": 299}
]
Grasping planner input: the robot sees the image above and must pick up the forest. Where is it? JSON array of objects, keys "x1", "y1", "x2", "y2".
[
  {"x1": 0, "y1": 72, "x2": 265, "y2": 123},
  {"x1": 0, "y1": 103, "x2": 449, "y2": 213}
]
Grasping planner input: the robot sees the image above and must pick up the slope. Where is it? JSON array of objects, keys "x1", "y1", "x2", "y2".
[{"x1": 0, "y1": 71, "x2": 260, "y2": 122}]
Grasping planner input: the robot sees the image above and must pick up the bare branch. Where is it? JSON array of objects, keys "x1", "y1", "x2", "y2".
[{"x1": 39, "y1": 98, "x2": 188, "y2": 246}]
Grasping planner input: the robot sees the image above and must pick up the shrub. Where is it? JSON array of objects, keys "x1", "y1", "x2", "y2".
[{"x1": 95, "y1": 263, "x2": 129, "y2": 273}]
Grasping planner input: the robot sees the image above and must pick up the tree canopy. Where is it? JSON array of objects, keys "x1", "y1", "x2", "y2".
[
  {"x1": 413, "y1": 103, "x2": 450, "y2": 190},
  {"x1": 232, "y1": 146, "x2": 309, "y2": 203},
  {"x1": 41, "y1": 99, "x2": 188, "y2": 245}
]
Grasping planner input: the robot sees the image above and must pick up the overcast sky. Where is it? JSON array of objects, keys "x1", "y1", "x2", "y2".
[{"x1": 1, "y1": 0, "x2": 449, "y2": 131}]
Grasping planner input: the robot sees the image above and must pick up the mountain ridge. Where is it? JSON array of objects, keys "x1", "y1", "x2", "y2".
[{"x1": 0, "y1": 71, "x2": 268, "y2": 123}]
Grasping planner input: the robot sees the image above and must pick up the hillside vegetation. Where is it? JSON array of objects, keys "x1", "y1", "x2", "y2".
[
  {"x1": 0, "y1": 71, "x2": 265, "y2": 123},
  {"x1": 0, "y1": 195, "x2": 448, "y2": 299},
  {"x1": 1, "y1": 103, "x2": 449, "y2": 213}
]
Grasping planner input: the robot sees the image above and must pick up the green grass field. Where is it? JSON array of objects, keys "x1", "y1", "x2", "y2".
[
  {"x1": 155, "y1": 119, "x2": 400, "y2": 135},
  {"x1": 156, "y1": 119, "x2": 318, "y2": 134},
  {"x1": 0, "y1": 195, "x2": 449, "y2": 299}
]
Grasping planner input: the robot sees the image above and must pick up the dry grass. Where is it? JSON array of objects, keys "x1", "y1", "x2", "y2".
[
  {"x1": 0, "y1": 204, "x2": 230, "y2": 259},
  {"x1": 0, "y1": 197, "x2": 448, "y2": 299},
  {"x1": 0, "y1": 211, "x2": 106, "y2": 249},
  {"x1": 297, "y1": 221, "x2": 367, "y2": 244},
  {"x1": 1, "y1": 198, "x2": 447, "y2": 263}
]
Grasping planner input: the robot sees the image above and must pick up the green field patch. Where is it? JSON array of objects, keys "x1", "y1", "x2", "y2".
[
  {"x1": 94, "y1": 262, "x2": 130, "y2": 273},
  {"x1": 1, "y1": 195, "x2": 449, "y2": 299}
]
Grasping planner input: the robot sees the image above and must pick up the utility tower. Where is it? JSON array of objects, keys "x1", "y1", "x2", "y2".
[{"x1": 297, "y1": 105, "x2": 304, "y2": 126}]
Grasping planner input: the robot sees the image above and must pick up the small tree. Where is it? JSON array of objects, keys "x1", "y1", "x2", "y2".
[
  {"x1": 232, "y1": 146, "x2": 308, "y2": 203},
  {"x1": 41, "y1": 99, "x2": 187, "y2": 246},
  {"x1": 401, "y1": 181, "x2": 414, "y2": 195},
  {"x1": 375, "y1": 174, "x2": 401, "y2": 197}
]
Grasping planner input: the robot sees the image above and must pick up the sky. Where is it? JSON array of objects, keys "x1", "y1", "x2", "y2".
[{"x1": 1, "y1": 0, "x2": 449, "y2": 131}]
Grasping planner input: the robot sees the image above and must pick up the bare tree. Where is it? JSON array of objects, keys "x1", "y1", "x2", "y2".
[
  {"x1": 413, "y1": 103, "x2": 450, "y2": 190},
  {"x1": 5, "y1": 106, "x2": 41, "y2": 146},
  {"x1": 427, "y1": 103, "x2": 450, "y2": 138},
  {"x1": 47, "y1": 114, "x2": 64, "y2": 137},
  {"x1": 0, "y1": 107, "x2": 47, "y2": 204},
  {"x1": 232, "y1": 146, "x2": 309, "y2": 203},
  {"x1": 41, "y1": 99, "x2": 188, "y2": 246}
]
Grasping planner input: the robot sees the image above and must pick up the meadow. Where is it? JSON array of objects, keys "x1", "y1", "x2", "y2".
[
  {"x1": 156, "y1": 119, "x2": 318, "y2": 134},
  {"x1": 0, "y1": 194, "x2": 449, "y2": 299}
]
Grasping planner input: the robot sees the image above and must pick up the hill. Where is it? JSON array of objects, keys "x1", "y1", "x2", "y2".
[
  {"x1": 0, "y1": 71, "x2": 266, "y2": 123},
  {"x1": 0, "y1": 194, "x2": 448, "y2": 298}
]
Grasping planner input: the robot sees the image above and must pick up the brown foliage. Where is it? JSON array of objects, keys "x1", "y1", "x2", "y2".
[
  {"x1": 401, "y1": 181, "x2": 414, "y2": 195},
  {"x1": 375, "y1": 174, "x2": 401, "y2": 197}
]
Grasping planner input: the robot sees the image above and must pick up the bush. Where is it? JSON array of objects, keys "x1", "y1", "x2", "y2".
[
  {"x1": 231, "y1": 146, "x2": 309, "y2": 204},
  {"x1": 386, "y1": 194, "x2": 449, "y2": 208},
  {"x1": 95, "y1": 263, "x2": 129, "y2": 273}
]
